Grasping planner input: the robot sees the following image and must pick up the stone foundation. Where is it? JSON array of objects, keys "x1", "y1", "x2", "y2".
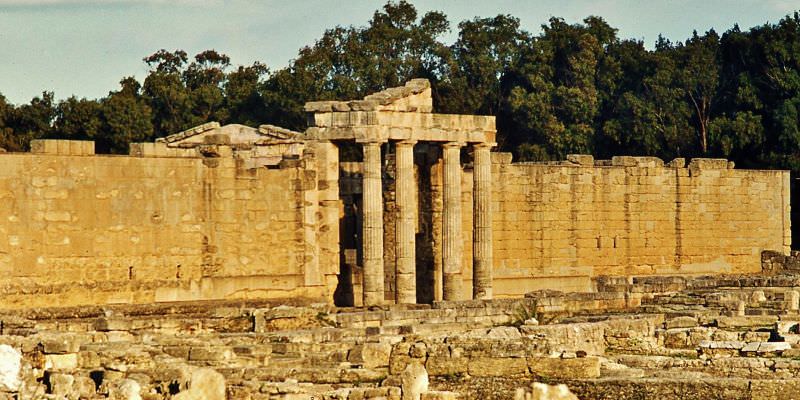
[{"x1": 2, "y1": 268, "x2": 800, "y2": 398}]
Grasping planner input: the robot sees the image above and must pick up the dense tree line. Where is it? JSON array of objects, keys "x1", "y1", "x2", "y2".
[{"x1": 1, "y1": 2, "x2": 800, "y2": 172}]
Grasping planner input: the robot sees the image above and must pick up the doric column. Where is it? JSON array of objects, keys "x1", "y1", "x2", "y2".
[
  {"x1": 472, "y1": 142, "x2": 495, "y2": 299},
  {"x1": 362, "y1": 141, "x2": 385, "y2": 306},
  {"x1": 442, "y1": 142, "x2": 463, "y2": 301},
  {"x1": 395, "y1": 140, "x2": 417, "y2": 304}
]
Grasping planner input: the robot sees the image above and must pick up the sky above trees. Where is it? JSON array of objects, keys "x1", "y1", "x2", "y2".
[{"x1": 0, "y1": 0, "x2": 796, "y2": 104}]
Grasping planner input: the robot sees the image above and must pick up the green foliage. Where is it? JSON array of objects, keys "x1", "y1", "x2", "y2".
[
  {"x1": 1, "y1": 2, "x2": 800, "y2": 174},
  {"x1": 509, "y1": 300, "x2": 539, "y2": 327},
  {"x1": 101, "y1": 78, "x2": 154, "y2": 153}
]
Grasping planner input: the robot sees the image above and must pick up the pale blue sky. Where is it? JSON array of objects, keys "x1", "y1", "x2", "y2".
[{"x1": 0, "y1": 0, "x2": 796, "y2": 104}]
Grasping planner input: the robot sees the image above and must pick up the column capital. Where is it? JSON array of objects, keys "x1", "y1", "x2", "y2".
[
  {"x1": 472, "y1": 142, "x2": 497, "y2": 150},
  {"x1": 442, "y1": 141, "x2": 465, "y2": 149},
  {"x1": 395, "y1": 139, "x2": 418, "y2": 147}
]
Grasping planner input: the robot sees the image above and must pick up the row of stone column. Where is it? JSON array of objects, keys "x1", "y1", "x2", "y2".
[{"x1": 360, "y1": 140, "x2": 494, "y2": 306}]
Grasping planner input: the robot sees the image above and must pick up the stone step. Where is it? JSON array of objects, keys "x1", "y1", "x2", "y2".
[{"x1": 333, "y1": 306, "x2": 515, "y2": 329}]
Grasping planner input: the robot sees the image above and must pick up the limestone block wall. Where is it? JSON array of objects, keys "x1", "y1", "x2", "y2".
[
  {"x1": 343, "y1": 152, "x2": 789, "y2": 303},
  {"x1": 0, "y1": 138, "x2": 790, "y2": 308},
  {"x1": 486, "y1": 155, "x2": 790, "y2": 297},
  {"x1": 0, "y1": 140, "x2": 339, "y2": 309}
]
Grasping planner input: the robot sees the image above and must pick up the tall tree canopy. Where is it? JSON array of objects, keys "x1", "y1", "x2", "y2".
[{"x1": 1, "y1": 2, "x2": 799, "y2": 176}]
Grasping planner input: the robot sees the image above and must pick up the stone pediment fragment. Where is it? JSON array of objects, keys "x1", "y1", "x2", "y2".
[
  {"x1": 158, "y1": 122, "x2": 303, "y2": 148},
  {"x1": 304, "y1": 78, "x2": 432, "y2": 113}
]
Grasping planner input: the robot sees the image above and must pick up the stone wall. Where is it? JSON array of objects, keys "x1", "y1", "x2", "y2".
[
  {"x1": 0, "y1": 139, "x2": 340, "y2": 309},
  {"x1": 0, "y1": 139, "x2": 790, "y2": 308},
  {"x1": 341, "y1": 151, "x2": 789, "y2": 303},
  {"x1": 485, "y1": 155, "x2": 790, "y2": 297}
]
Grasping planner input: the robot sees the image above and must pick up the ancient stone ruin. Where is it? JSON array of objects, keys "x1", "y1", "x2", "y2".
[{"x1": 0, "y1": 79, "x2": 795, "y2": 398}]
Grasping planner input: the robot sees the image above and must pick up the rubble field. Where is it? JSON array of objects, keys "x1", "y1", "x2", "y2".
[{"x1": 4, "y1": 253, "x2": 800, "y2": 399}]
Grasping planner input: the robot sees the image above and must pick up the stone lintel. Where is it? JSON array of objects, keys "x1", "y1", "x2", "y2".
[
  {"x1": 308, "y1": 125, "x2": 495, "y2": 144},
  {"x1": 309, "y1": 110, "x2": 495, "y2": 130}
]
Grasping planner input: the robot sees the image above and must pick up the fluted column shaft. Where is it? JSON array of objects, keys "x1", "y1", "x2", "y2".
[
  {"x1": 472, "y1": 143, "x2": 494, "y2": 299},
  {"x1": 395, "y1": 140, "x2": 417, "y2": 304},
  {"x1": 362, "y1": 141, "x2": 384, "y2": 306},
  {"x1": 442, "y1": 142, "x2": 463, "y2": 301}
]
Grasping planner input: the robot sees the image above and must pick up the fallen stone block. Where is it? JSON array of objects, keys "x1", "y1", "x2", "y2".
[
  {"x1": 173, "y1": 368, "x2": 226, "y2": 400},
  {"x1": 45, "y1": 353, "x2": 78, "y2": 370},
  {"x1": 716, "y1": 316, "x2": 778, "y2": 329},
  {"x1": 515, "y1": 382, "x2": 578, "y2": 400},
  {"x1": 665, "y1": 316, "x2": 698, "y2": 329},
  {"x1": 662, "y1": 329, "x2": 690, "y2": 349},
  {"x1": 600, "y1": 360, "x2": 645, "y2": 379},
  {"x1": 698, "y1": 340, "x2": 746, "y2": 349},
  {"x1": 521, "y1": 322, "x2": 605, "y2": 355},
  {"x1": 425, "y1": 355, "x2": 468, "y2": 377},
  {"x1": 486, "y1": 326, "x2": 522, "y2": 339},
  {"x1": 402, "y1": 362, "x2": 428, "y2": 400},
  {"x1": 467, "y1": 357, "x2": 528, "y2": 377},
  {"x1": 49, "y1": 373, "x2": 75, "y2": 397},
  {"x1": 711, "y1": 330, "x2": 739, "y2": 341},
  {"x1": 348, "y1": 342, "x2": 392, "y2": 369},
  {"x1": 108, "y1": 379, "x2": 142, "y2": 400},
  {"x1": 741, "y1": 331, "x2": 771, "y2": 342},
  {"x1": 0, "y1": 345, "x2": 21, "y2": 392},
  {"x1": 188, "y1": 346, "x2": 234, "y2": 362},
  {"x1": 41, "y1": 335, "x2": 83, "y2": 354},
  {"x1": 74, "y1": 376, "x2": 97, "y2": 399},
  {"x1": 740, "y1": 341, "x2": 791, "y2": 356}
]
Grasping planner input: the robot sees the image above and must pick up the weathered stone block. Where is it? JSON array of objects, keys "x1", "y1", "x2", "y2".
[
  {"x1": 348, "y1": 343, "x2": 392, "y2": 369},
  {"x1": 45, "y1": 353, "x2": 78, "y2": 370},
  {"x1": 527, "y1": 356, "x2": 600, "y2": 379},
  {"x1": 716, "y1": 316, "x2": 778, "y2": 329},
  {"x1": 41, "y1": 336, "x2": 82, "y2": 354},
  {"x1": 49, "y1": 373, "x2": 74, "y2": 396},
  {"x1": 566, "y1": 154, "x2": 594, "y2": 166},
  {"x1": 665, "y1": 316, "x2": 698, "y2": 329},
  {"x1": 467, "y1": 357, "x2": 528, "y2": 377},
  {"x1": 173, "y1": 368, "x2": 226, "y2": 400},
  {"x1": 425, "y1": 355, "x2": 468, "y2": 376},
  {"x1": 401, "y1": 362, "x2": 428, "y2": 400}
]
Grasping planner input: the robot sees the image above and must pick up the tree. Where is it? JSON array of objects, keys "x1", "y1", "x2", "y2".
[
  {"x1": 184, "y1": 50, "x2": 230, "y2": 123},
  {"x1": 225, "y1": 62, "x2": 269, "y2": 126},
  {"x1": 4, "y1": 92, "x2": 55, "y2": 151},
  {"x1": 505, "y1": 17, "x2": 615, "y2": 159},
  {"x1": 100, "y1": 77, "x2": 154, "y2": 153},
  {"x1": 0, "y1": 93, "x2": 17, "y2": 151},
  {"x1": 142, "y1": 49, "x2": 194, "y2": 137},
  {"x1": 53, "y1": 97, "x2": 103, "y2": 140},
  {"x1": 601, "y1": 38, "x2": 694, "y2": 159},
  {"x1": 436, "y1": 14, "x2": 529, "y2": 117},
  {"x1": 675, "y1": 30, "x2": 721, "y2": 154}
]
